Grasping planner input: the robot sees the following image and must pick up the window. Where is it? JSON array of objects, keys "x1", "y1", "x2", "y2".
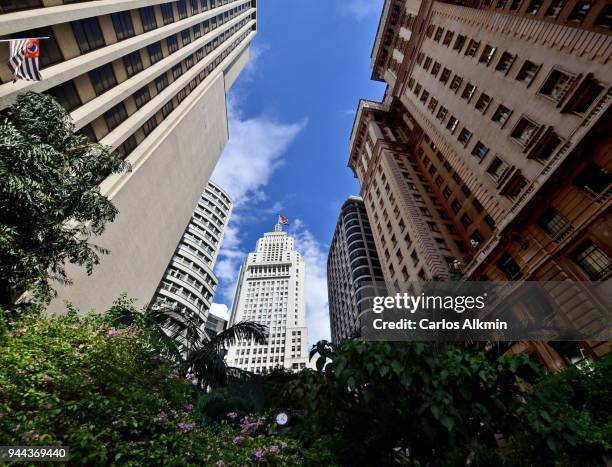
[
  {"x1": 420, "y1": 90, "x2": 429, "y2": 103},
  {"x1": 526, "y1": 0, "x2": 543, "y2": 14},
  {"x1": 491, "y1": 104, "x2": 512, "y2": 126},
  {"x1": 142, "y1": 115, "x2": 158, "y2": 136},
  {"x1": 479, "y1": 45, "x2": 496, "y2": 65},
  {"x1": 442, "y1": 30, "x2": 454, "y2": 46},
  {"x1": 167, "y1": 35, "x2": 179, "y2": 53},
  {"x1": 471, "y1": 141, "x2": 489, "y2": 161},
  {"x1": 46, "y1": 81, "x2": 81, "y2": 112},
  {"x1": 460, "y1": 213, "x2": 472, "y2": 228},
  {"x1": 564, "y1": 75, "x2": 604, "y2": 114},
  {"x1": 161, "y1": 3, "x2": 175, "y2": 24},
  {"x1": 446, "y1": 116, "x2": 459, "y2": 133},
  {"x1": 155, "y1": 73, "x2": 169, "y2": 92},
  {"x1": 190, "y1": 0, "x2": 199, "y2": 14},
  {"x1": 574, "y1": 163, "x2": 611, "y2": 197},
  {"x1": 528, "y1": 129, "x2": 561, "y2": 161},
  {"x1": 123, "y1": 51, "x2": 143, "y2": 77},
  {"x1": 516, "y1": 60, "x2": 540, "y2": 85},
  {"x1": 148, "y1": 42, "x2": 163, "y2": 64},
  {"x1": 510, "y1": 0, "x2": 523, "y2": 10},
  {"x1": 457, "y1": 128, "x2": 472, "y2": 146},
  {"x1": 139, "y1": 6, "x2": 157, "y2": 32},
  {"x1": 464, "y1": 39, "x2": 480, "y2": 57},
  {"x1": 443, "y1": 187, "x2": 452, "y2": 199},
  {"x1": 440, "y1": 68, "x2": 451, "y2": 83},
  {"x1": 185, "y1": 55, "x2": 194, "y2": 69},
  {"x1": 0, "y1": 0, "x2": 41, "y2": 12},
  {"x1": 449, "y1": 75, "x2": 463, "y2": 92},
  {"x1": 133, "y1": 86, "x2": 151, "y2": 108},
  {"x1": 537, "y1": 208, "x2": 571, "y2": 239},
  {"x1": 453, "y1": 34, "x2": 466, "y2": 51},
  {"x1": 431, "y1": 62, "x2": 441, "y2": 76},
  {"x1": 568, "y1": 1, "x2": 594, "y2": 23},
  {"x1": 475, "y1": 93, "x2": 492, "y2": 113},
  {"x1": 485, "y1": 214, "x2": 496, "y2": 229},
  {"x1": 511, "y1": 117, "x2": 538, "y2": 145},
  {"x1": 472, "y1": 199, "x2": 484, "y2": 213},
  {"x1": 104, "y1": 102, "x2": 127, "y2": 131},
  {"x1": 595, "y1": 5, "x2": 612, "y2": 29},
  {"x1": 497, "y1": 254, "x2": 521, "y2": 279},
  {"x1": 461, "y1": 83, "x2": 476, "y2": 101},
  {"x1": 423, "y1": 56, "x2": 432, "y2": 70},
  {"x1": 172, "y1": 63, "x2": 183, "y2": 79},
  {"x1": 572, "y1": 240, "x2": 611, "y2": 280},
  {"x1": 201, "y1": 0, "x2": 209, "y2": 11},
  {"x1": 495, "y1": 52, "x2": 516, "y2": 73},
  {"x1": 177, "y1": 0, "x2": 188, "y2": 19},
  {"x1": 116, "y1": 135, "x2": 137, "y2": 158},
  {"x1": 89, "y1": 64, "x2": 116, "y2": 96},
  {"x1": 434, "y1": 27, "x2": 444, "y2": 42},
  {"x1": 436, "y1": 106, "x2": 448, "y2": 121},
  {"x1": 539, "y1": 69, "x2": 572, "y2": 101},
  {"x1": 487, "y1": 156, "x2": 509, "y2": 181},
  {"x1": 111, "y1": 11, "x2": 135, "y2": 40},
  {"x1": 546, "y1": 0, "x2": 565, "y2": 17},
  {"x1": 78, "y1": 124, "x2": 97, "y2": 143},
  {"x1": 162, "y1": 100, "x2": 174, "y2": 117},
  {"x1": 181, "y1": 30, "x2": 191, "y2": 46},
  {"x1": 71, "y1": 17, "x2": 105, "y2": 53},
  {"x1": 193, "y1": 24, "x2": 202, "y2": 38}
]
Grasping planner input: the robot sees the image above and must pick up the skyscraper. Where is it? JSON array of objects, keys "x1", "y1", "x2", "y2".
[
  {"x1": 0, "y1": 1, "x2": 257, "y2": 313},
  {"x1": 226, "y1": 222, "x2": 309, "y2": 373},
  {"x1": 151, "y1": 181, "x2": 232, "y2": 325},
  {"x1": 349, "y1": 0, "x2": 611, "y2": 367},
  {"x1": 327, "y1": 196, "x2": 386, "y2": 343}
]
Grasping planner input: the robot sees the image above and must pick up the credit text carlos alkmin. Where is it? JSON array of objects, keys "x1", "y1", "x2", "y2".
[{"x1": 370, "y1": 292, "x2": 509, "y2": 331}]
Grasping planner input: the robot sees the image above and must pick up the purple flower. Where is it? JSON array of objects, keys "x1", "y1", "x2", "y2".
[
  {"x1": 178, "y1": 421, "x2": 194, "y2": 433},
  {"x1": 41, "y1": 375, "x2": 53, "y2": 382},
  {"x1": 107, "y1": 329, "x2": 119, "y2": 337},
  {"x1": 168, "y1": 369, "x2": 180, "y2": 379},
  {"x1": 268, "y1": 445, "x2": 280, "y2": 454},
  {"x1": 184, "y1": 404, "x2": 193, "y2": 413},
  {"x1": 226, "y1": 411, "x2": 238, "y2": 421},
  {"x1": 253, "y1": 449, "x2": 265, "y2": 460},
  {"x1": 215, "y1": 461, "x2": 225, "y2": 467},
  {"x1": 154, "y1": 411, "x2": 167, "y2": 423},
  {"x1": 233, "y1": 435, "x2": 244, "y2": 446}
]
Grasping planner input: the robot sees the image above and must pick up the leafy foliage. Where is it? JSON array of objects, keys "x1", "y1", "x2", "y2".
[{"x1": 0, "y1": 92, "x2": 129, "y2": 306}]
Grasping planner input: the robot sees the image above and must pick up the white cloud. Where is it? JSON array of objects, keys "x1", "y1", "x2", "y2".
[
  {"x1": 209, "y1": 303, "x2": 231, "y2": 322},
  {"x1": 338, "y1": 0, "x2": 383, "y2": 21},
  {"x1": 289, "y1": 219, "x2": 331, "y2": 346}
]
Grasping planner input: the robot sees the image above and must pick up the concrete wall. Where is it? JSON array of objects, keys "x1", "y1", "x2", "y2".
[{"x1": 48, "y1": 74, "x2": 229, "y2": 314}]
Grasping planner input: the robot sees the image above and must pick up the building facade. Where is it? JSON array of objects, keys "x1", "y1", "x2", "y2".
[
  {"x1": 205, "y1": 311, "x2": 228, "y2": 337},
  {"x1": 349, "y1": 0, "x2": 611, "y2": 368},
  {"x1": 151, "y1": 181, "x2": 232, "y2": 326},
  {"x1": 0, "y1": 0, "x2": 257, "y2": 313},
  {"x1": 226, "y1": 223, "x2": 309, "y2": 373},
  {"x1": 327, "y1": 196, "x2": 387, "y2": 343}
]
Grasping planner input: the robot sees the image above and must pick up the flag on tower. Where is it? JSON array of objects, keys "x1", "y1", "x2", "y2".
[
  {"x1": 8, "y1": 39, "x2": 42, "y2": 82},
  {"x1": 278, "y1": 214, "x2": 289, "y2": 225}
]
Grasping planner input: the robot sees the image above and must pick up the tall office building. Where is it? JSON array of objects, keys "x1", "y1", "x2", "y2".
[
  {"x1": 0, "y1": 0, "x2": 257, "y2": 313},
  {"x1": 327, "y1": 196, "x2": 386, "y2": 343},
  {"x1": 349, "y1": 0, "x2": 611, "y2": 368},
  {"x1": 151, "y1": 181, "x2": 232, "y2": 325},
  {"x1": 226, "y1": 222, "x2": 309, "y2": 373}
]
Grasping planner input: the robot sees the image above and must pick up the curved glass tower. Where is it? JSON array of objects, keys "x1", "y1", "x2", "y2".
[{"x1": 152, "y1": 181, "x2": 232, "y2": 323}]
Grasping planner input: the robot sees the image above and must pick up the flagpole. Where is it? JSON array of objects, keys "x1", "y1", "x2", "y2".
[{"x1": 0, "y1": 38, "x2": 49, "y2": 42}]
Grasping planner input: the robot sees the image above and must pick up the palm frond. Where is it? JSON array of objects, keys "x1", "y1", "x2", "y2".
[{"x1": 206, "y1": 321, "x2": 268, "y2": 355}]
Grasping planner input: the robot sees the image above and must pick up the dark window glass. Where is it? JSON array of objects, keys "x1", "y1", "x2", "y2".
[
  {"x1": 116, "y1": 135, "x2": 137, "y2": 158},
  {"x1": 0, "y1": 0, "x2": 42, "y2": 13},
  {"x1": 160, "y1": 3, "x2": 175, "y2": 24},
  {"x1": 177, "y1": 0, "x2": 188, "y2": 19},
  {"x1": 191, "y1": 0, "x2": 199, "y2": 14},
  {"x1": 167, "y1": 35, "x2": 179, "y2": 53},
  {"x1": 181, "y1": 30, "x2": 192, "y2": 46},
  {"x1": 89, "y1": 64, "x2": 117, "y2": 95},
  {"x1": 525, "y1": 0, "x2": 543, "y2": 14},
  {"x1": 142, "y1": 115, "x2": 158, "y2": 136},
  {"x1": 568, "y1": 0, "x2": 594, "y2": 22},
  {"x1": 201, "y1": 0, "x2": 209, "y2": 11},
  {"x1": 546, "y1": 0, "x2": 565, "y2": 17},
  {"x1": 139, "y1": 6, "x2": 158, "y2": 32},
  {"x1": 185, "y1": 55, "x2": 194, "y2": 69},
  {"x1": 111, "y1": 11, "x2": 135, "y2": 41},
  {"x1": 172, "y1": 64, "x2": 183, "y2": 79},
  {"x1": 536, "y1": 208, "x2": 571, "y2": 239},
  {"x1": 497, "y1": 254, "x2": 522, "y2": 279},
  {"x1": 162, "y1": 100, "x2": 175, "y2": 117},
  {"x1": 46, "y1": 80, "x2": 81, "y2": 112},
  {"x1": 574, "y1": 163, "x2": 611, "y2": 197},
  {"x1": 71, "y1": 17, "x2": 105, "y2": 53},
  {"x1": 155, "y1": 73, "x2": 169, "y2": 92},
  {"x1": 193, "y1": 24, "x2": 202, "y2": 38},
  {"x1": 595, "y1": 4, "x2": 612, "y2": 28},
  {"x1": 13, "y1": 27, "x2": 63, "y2": 68},
  {"x1": 133, "y1": 86, "x2": 151, "y2": 108},
  {"x1": 572, "y1": 240, "x2": 612, "y2": 280},
  {"x1": 148, "y1": 42, "x2": 163, "y2": 64},
  {"x1": 104, "y1": 102, "x2": 128, "y2": 131},
  {"x1": 77, "y1": 124, "x2": 97, "y2": 142},
  {"x1": 123, "y1": 51, "x2": 143, "y2": 77}
]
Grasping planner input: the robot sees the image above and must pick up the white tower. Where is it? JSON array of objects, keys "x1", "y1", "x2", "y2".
[{"x1": 226, "y1": 221, "x2": 309, "y2": 373}]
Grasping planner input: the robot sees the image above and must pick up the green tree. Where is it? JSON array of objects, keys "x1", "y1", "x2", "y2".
[{"x1": 0, "y1": 92, "x2": 129, "y2": 307}]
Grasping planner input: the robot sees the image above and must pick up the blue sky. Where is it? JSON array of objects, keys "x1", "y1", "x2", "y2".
[{"x1": 210, "y1": 0, "x2": 385, "y2": 345}]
